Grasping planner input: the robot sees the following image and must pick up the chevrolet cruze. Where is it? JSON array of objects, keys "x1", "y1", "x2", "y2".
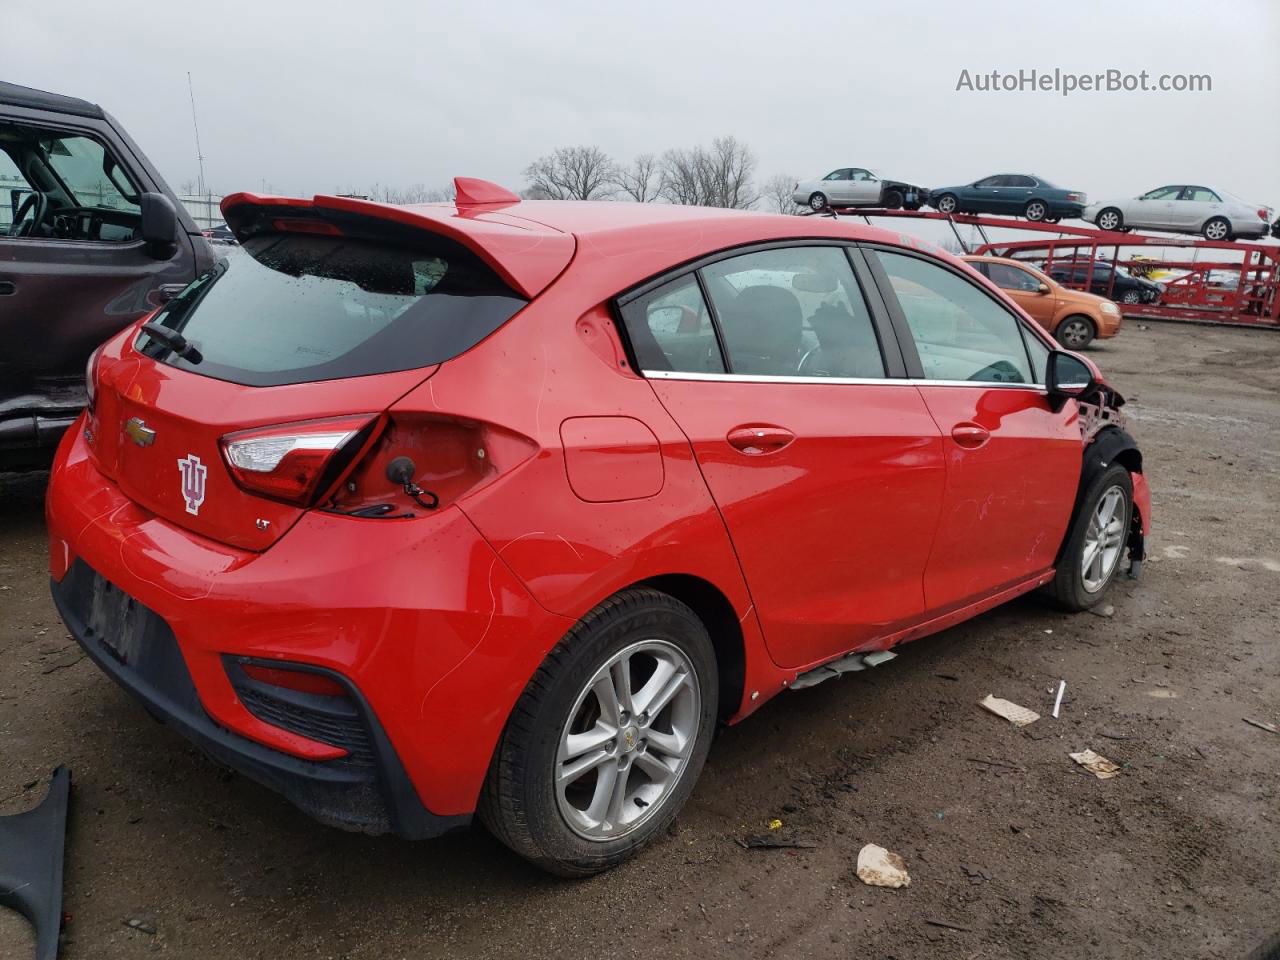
[{"x1": 47, "y1": 178, "x2": 1151, "y2": 875}]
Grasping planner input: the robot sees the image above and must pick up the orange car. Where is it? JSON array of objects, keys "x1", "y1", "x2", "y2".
[{"x1": 963, "y1": 255, "x2": 1122, "y2": 349}]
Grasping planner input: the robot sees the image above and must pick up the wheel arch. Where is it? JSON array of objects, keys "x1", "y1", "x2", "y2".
[
  {"x1": 1056, "y1": 426, "x2": 1145, "y2": 568},
  {"x1": 635, "y1": 573, "x2": 745, "y2": 724}
]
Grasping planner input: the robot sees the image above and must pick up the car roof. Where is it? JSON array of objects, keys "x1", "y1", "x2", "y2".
[
  {"x1": 224, "y1": 186, "x2": 934, "y2": 299},
  {"x1": 0, "y1": 81, "x2": 104, "y2": 119}
]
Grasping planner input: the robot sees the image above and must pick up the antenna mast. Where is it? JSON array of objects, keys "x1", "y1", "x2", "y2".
[{"x1": 187, "y1": 72, "x2": 206, "y2": 196}]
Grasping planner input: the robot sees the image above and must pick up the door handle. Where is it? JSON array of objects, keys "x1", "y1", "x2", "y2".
[
  {"x1": 950, "y1": 423, "x2": 990, "y2": 448},
  {"x1": 0, "y1": 281, "x2": 15, "y2": 296},
  {"x1": 727, "y1": 425, "x2": 795, "y2": 455}
]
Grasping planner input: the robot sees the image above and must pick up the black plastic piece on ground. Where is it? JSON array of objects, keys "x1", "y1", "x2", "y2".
[{"x1": 0, "y1": 766, "x2": 71, "y2": 960}]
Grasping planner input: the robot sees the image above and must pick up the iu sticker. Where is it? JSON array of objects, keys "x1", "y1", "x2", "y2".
[{"x1": 177, "y1": 453, "x2": 207, "y2": 515}]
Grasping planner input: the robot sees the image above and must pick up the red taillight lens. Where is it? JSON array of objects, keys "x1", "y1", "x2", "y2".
[
  {"x1": 271, "y1": 217, "x2": 343, "y2": 235},
  {"x1": 240, "y1": 662, "x2": 347, "y2": 696},
  {"x1": 1259, "y1": 209, "x2": 1269, "y2": 221},
  {"x1": 220, "y1": 414, "x2": 377, "y2": 505},
  {"x1": 1067, "y1": 192, "x2": 1084, "y2": 203}
]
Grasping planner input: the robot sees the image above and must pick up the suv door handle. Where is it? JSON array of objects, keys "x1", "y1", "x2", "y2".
[
  {"x1": 951, "y1": 423, "x2": 990, "y2": 448},
  {"x1": 727, "y1": 425, "x2": 795, "y2": 455}
]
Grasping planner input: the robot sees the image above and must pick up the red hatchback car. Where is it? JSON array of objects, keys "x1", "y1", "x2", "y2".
[{"x1": 47, "y1": 179, "x2": 1150, "y2": 875}]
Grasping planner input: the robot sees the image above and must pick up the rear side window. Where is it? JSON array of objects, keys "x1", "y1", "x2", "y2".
[
  {"x1": 618, "y1": 275, "x2": 725, "y2": 374},
  {"x1": 701, "y1": 247, "x2": 885, "y2": 378},
  {"x1": 876, "y1": 250, "x2": 1033, "y2": 384},
  {"x1": 137, "y1": 232, "x2": 526, "y2": 386}
]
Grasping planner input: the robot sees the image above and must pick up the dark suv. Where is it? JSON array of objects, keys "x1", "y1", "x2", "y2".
[{"x1": 0, "y1": 82, "x2": 215, "y2": 469}]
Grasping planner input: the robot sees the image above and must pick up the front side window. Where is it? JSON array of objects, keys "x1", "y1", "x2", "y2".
[
  {"x1": 1141, "y1": 186, "x2": 1182, "y2": 201},
  {"x1": 986, "y1": 262, "x2": 1043, "y2": 292},
  {"x1": 0, "y1": 120, "x2": 140, "y2": 241},
  {"x1": 619, "y1": 275, "x2": 724, "y2": 374},
  {"x1": 137, "y1": 232, "x2": 527, "y2": 386},
  {"x1": 700, "y1": 247, "x2": 885, "y2": 378},
  {"x1": 876, "y1": 250, "x2": 1033, "y2": 384},
  {"x1": 1021, "y1": 327, "x2": 1051, "y2": 384},
  {"x1": 975, "y1": 176, "x2": 1002, "y2": 188},
  {"x1": 823, "y1": 169, "x2": 851, "y2": 181}
]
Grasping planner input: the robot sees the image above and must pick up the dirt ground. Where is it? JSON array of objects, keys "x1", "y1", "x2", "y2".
[{"x1": 2, "y1": 319, "x2": 1278, "y2": 960}]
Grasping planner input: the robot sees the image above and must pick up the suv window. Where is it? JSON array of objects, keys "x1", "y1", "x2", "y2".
[
  {"x1": 619, "y1": 275, "x2": 724, "y2": 374},
  {"x1": 137, "y1": 232, "x2": 527, "y2": 387},
  {"x1": 876, "y1": 250, "x2": 1033, "y2": 384},
  {"x1": 986, "y1": 262, "x2": 1043, "y2": 292},
  {"x1": 700, "y1": 247, "x2": 885, "y2": 378},
  {"x1": 0, "y1": 121, "x2": 141, "y2": 241}
]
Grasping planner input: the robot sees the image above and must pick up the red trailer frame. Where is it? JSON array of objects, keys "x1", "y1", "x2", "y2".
[{"x1": 815, "y1": 209, "x2": 1280, "y2": 328}]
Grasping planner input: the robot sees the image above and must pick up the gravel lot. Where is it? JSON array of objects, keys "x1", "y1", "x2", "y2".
[{"x1": 2, "y1": 319, "x2": 1278, "y2": 960}]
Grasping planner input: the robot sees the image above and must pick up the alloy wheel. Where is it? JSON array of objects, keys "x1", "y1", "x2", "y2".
[
  {"x1": 1081, "y1": 485, "x2": 1126, "y2": 593},
  {"x1": 809, "y1": 193, "x2": 827, "y2": 211},
  {"x1": 555, "y1": 639, "x2": 700, "y2": 841},
  {"x1": 1121, "y1": 290, "x2": 1141, "y2": 304},
  {"x1": 1059, "y1": 319, "x2": 1092, "y2": 348},
  {"x1": 1205, "y1": 218, "x2": 1230, "y2": 241},
  {"x1": 1026, "y1": 201, "x2": 1047, "y2": 221},
  {"x1": 937, "y1": 195, "x2": 957, "y2": 214},
  {"x1": 1098, "y1": 210, "x2": 1121, "y2": 231}
]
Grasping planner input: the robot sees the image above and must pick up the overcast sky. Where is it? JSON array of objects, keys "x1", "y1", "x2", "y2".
[{"x1": 7, "y1": 0, "x2": 1279, "y2": 230}]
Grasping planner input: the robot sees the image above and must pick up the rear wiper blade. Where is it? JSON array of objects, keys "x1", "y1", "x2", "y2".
[{"x1": 141, "y1": 322, "x2": 203, "y2": 364}]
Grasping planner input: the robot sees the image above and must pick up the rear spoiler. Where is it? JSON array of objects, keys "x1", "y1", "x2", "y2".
[{"x1": 220, "y1": 190, "x2": 574, "y2": 299}]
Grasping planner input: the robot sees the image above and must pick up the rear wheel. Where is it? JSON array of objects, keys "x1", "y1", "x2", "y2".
[
  {"x1": 1056, "y1": 315, "x2": 1095, "y2": 349},
  {"x1": 1050, "y1": 463, "x2": 1132, "y2": 611},
  {"x1": 479, "y1": 589, "x2": 718, "y2": 876},
  {"x1": 1203, "y1": 216, "x2": 1232, "y2": 241},
  {"x1": 808, "y1": 192, "x2": 828, "y2": 211},
  {"x1": 1024, "y1": 199, "x2": 1049, "y2": 222}
]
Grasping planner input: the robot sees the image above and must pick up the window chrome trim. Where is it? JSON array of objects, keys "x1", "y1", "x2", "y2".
[{"x1": 641, "y1": 369, "x2": 1048, "y2": 392}]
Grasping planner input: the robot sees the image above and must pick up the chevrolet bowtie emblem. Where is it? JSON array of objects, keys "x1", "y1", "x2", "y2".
[{"x1": 124, "y1": 417, "x2": 156, "y2": 447}]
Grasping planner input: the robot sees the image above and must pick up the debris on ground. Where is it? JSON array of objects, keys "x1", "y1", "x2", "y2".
[
  {"x1": 961, "y1": 863, "x2": 992, "y2": 885},
  {"x1": 124, "y1": 918, "x2": 157, "y2": 935},
  {"x1": 766, "y1": 818, "x2": 783, "y2": 830},
  {"x1": 856, "y1": 844, "x2": 911, "y2": 888},
  {"x1": 1243, "y1": 718, "x2": 1279, "y2": 735},
  {"x1": 1088, "y1": 603, "x2": 1116, "y2": 618},
  {"x1": 1052, "y1": 680, "x2": 1067, "y2": 718},
  {"x1": 924, "y1": 918, "x2": 972, "y2": 932},
  {"x1": 1069, "y1": 749, "x2": 1122, "y2": 779},
  {"x1": 979, "y1": 694, "x2": 1040, "y2": 727}
]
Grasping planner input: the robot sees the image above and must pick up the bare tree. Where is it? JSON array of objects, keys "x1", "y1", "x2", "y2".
[
  {"x1": 523, "y1": 146, "x2": 617, "y2": 200},
  {"x1": 611, "y1": 153, "x2": 659, "y2": 202},
  {"x1": 358, "y1": 183, "x2": 456, "y2": 204},
  {"x1": 762, "y1": 174, "x2": 803, "y2": 215},
  {"x1": 658, "y1": 136, "x2": 758, "y2": 209}
]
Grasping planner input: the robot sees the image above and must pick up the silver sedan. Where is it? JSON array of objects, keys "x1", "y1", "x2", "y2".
[{"x1": 1085, "y1": 185, "x2": 1273, "y2": 242}]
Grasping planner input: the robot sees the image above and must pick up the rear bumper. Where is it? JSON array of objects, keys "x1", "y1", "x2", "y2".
[
  {"x1": 46, "y1": 418, "x2": 575, "y2": 826},
  {"x1": 52, "y1": 559, "x2": 461, "y2": 838}
]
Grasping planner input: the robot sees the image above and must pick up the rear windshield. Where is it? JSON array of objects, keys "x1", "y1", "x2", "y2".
[{"x1": 137, "y1": 232, "x2": 527, "y2": 386}]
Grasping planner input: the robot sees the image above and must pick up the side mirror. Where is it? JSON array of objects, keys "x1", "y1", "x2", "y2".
[
  {"x1": 1037, "y1": 283, "x2": 1051, "y2": 294},
  {"x1": 139, "y1": 192, "x2": 178, "y2": 260},
  {"x1": 1046, "y1": 350, "x2": 1096, "y2": 410}
]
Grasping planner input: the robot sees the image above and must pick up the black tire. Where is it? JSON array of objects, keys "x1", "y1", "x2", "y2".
[
  {"x1": 883, "y1": 188, "x2": 904, "y2": 209},
  {"x1": 1096, "y1": 207, "x2": 1124, "y2": 232},
  {"x1": 1055, "y1": 315, "x2": 1096, "y2": 350},
  {"x1": 1043, "y1": 215, "x2": 1061, "y2": 224},
  {"x1": 935, "y1": 193, "x2": 958, "y2": 214},
  {"x1": 808, "y1": 192, "x2": 828, "y2": 211},
  {"x1": 1049, "y1": 463, "x2": 1133, "y2": 611},
  {"x1": 1203, "y1": 216, "x2": 1232, "y2": 242},
  {"x1": 1024, "y1": 199, "x2": 1049, "y2": 222},
  {"x1": 479, "y1": 588, "x2": 718, "y2": 877},
  {"x1": 1246, "y1": 932, "x2": 1280, "y2": 960}
]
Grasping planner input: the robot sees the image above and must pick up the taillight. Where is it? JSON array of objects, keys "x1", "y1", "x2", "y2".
[
  {"x1": 1067, "y1": 192, "x2": 1084, "y2": 203},
  {"x1": 85, "y1": 346, "x2": 102, "y2": 413},
  {"x1": 221, "y1": 414, "x2": 378, "y2": 505},
  {"x1": 1259, "y1": 209, "x2": 1269, "y2": 221},
  {"x1": 239, "y1": 662, "x2": 347, "y2": 696}
]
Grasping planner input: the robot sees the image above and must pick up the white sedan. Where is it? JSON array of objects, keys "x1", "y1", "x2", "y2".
[
  {"x1": 792, "y1": 168, "x2": 927, "y2": 212},
  {"x1": 1085, "y1": 185, "x2": 1273, "y2": 242}
]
